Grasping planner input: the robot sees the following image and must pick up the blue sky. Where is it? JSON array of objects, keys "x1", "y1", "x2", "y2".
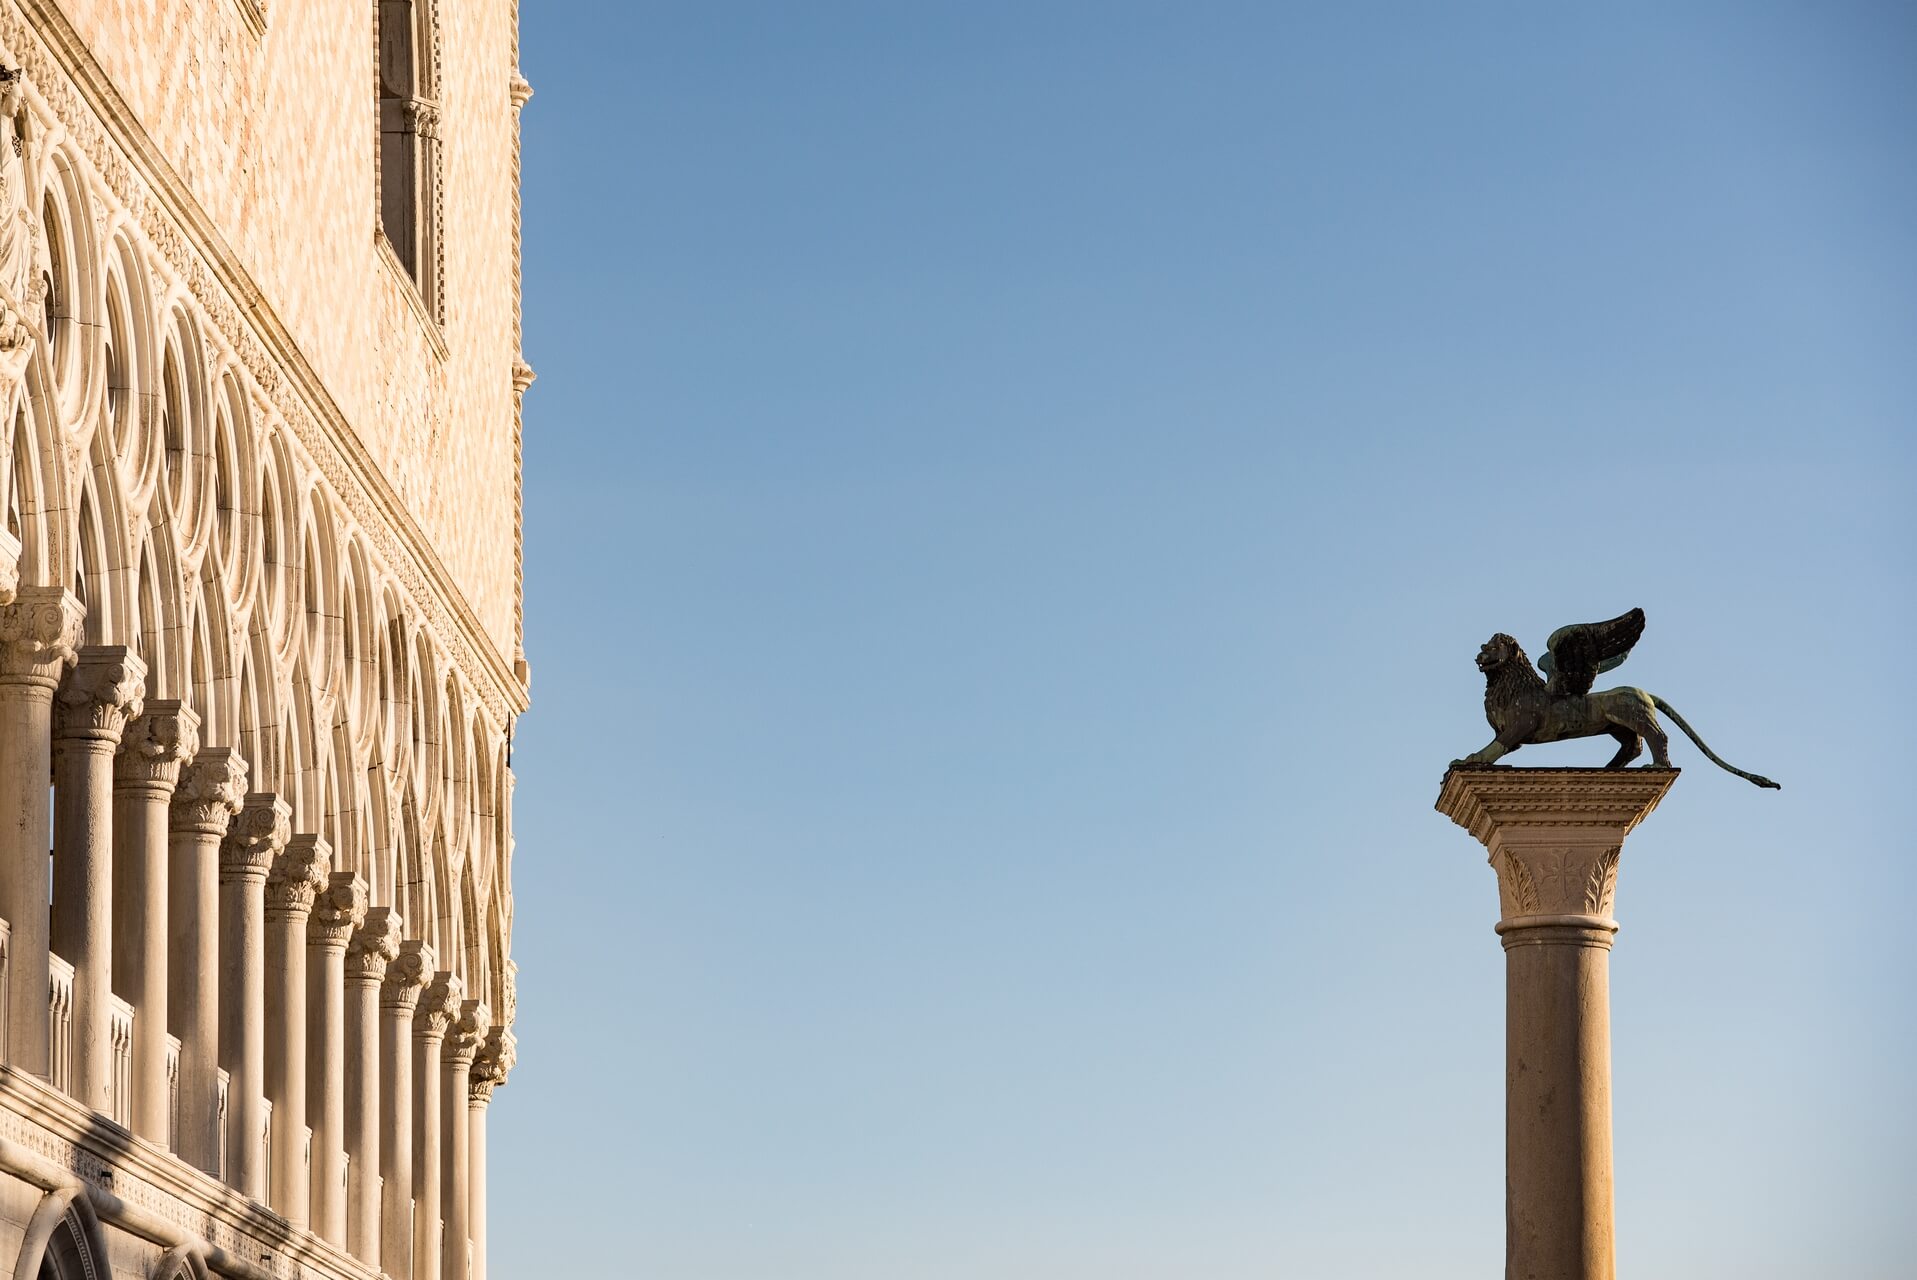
[{"x1": 499, "y1": 5, "x2": 1914, "y2": 1276}]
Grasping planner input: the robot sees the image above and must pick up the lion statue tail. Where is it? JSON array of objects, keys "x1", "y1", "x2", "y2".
[{"x1": 1651, "y1": 696, "x2": 1781, "y2": 789}]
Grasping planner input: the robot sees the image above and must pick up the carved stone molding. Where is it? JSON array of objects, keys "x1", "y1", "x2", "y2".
[
  {"x1": 266, "y1": 835, "x2": 330, "y2": 917},
  {"x1": 413, "y1": 970, "x2": 462, "y2": 1040},
  {"x1": 114, "y1": 699, "x2": 200, "y2": 793},
  {"x1": 380, "y1": 939, "x2": 433, "y2": 1010},
  {"x1": 346, "y1": 906, "x2": 402, "y2": 981},
  {"x1": 507, "y1": 71, "x2": 533, "y2": 111},
  {"x1": 444, "y1": 999, "x2": 490, "y2": 1066},
  {"x1": 469, "y1": 1027, "x2": 515, "y2": 1105},
  {"x1": 0, "y1": 587, "x2": 82, "y2": 687},
  {"x1": 169, "y1": 747, "x2": 248, "y2": 836},
  {"x1": 306, "y1": 872, "x2": 366, "y2": 946},
  {"x1": 53, "y1": 645, "x2": 146, "y2": 743},
  {"x1": 219, "y1": 792, "x2": 290, "y2": 882}
]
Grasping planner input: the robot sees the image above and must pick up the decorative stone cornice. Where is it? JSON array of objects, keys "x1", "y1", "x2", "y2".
[
  {"x1": 469, "y1": 1028, "x2": 515, "y2": 1105},
  {"x1": 380, "y1": 939, "x2": 434, "y2": 1010},
  {"x1": 346, "y1": 906, "x2": 403, "y2": 981},
  {"x1": 266, "y1": 834, "x2": 330, "y2": 917},
  {"x1": 307, "y1": 872, "x2": 367, "y2": 947},
  {"x1": 1436, "y1": 766, "x2": 1678, "y2": 935},
  {"x1": 413, "y1": 970, "x2": 462, "y2": 1040},
  {"x1": 0, "y1": 587, "x2": 82, "y2": 688},
  {"x1": 169, "y1": 748, "x2": 248, "y2": 836},
  {"x1": 114, "y1": 700, "x2": 200, "y2": 794},
  {"x1": 53, "y1": 646, "x2": 145, "y2": 743},
  {"x1": 219, "y1": 792, "x2": 290, "y2": 883},
  {"x1": 444, "y1": 999, "x2": 490, "y2": 1067}
]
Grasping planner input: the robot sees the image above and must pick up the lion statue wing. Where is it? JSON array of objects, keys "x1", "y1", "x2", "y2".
[{"x1": 1538, "y1": 607, "x2": 1646, "y2": 697}]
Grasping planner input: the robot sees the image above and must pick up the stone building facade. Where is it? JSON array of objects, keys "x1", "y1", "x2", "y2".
[{"x1": 0, "y1": 1, "x2": 529, "y2": 1277}]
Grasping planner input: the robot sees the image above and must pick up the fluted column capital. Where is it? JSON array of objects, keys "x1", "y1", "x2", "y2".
[
  {"x1": 508, "y1": 70, "x2": 534, "y2": 110},
  {"x1": 0, "y1": 586, "x2": 82, "y2": 689},
  {"x1": 53, "y1": 645, "x2": 144, "y2": 742},
  {"x1": 170, "y1": 748, "x2": 248, "y2": 836},
  {"x1": 414, "y1": 971, "x2": 462, "y2": 1041},
  {"x1": 1436, "y1": 766, "x2": 1679, "y2": 939},
  {"x1": 220, "y1": 792, "x2": 290, "y2": 883},
  {"x1": 470, "y1": 1028, "x2": 516, "y2": 1106},
  {"x1": 266, "y1": 834, "x2": 330, "y2": 918},
  {"x1": 308, "y1": 872, "x2": 368, "y2": 947},
  {"x1": 444, "y1": 999, "x2": 490, "y2": 1067},
  {"x1": 380, "y1": 939, "x2": 434, "y2": 1011},
  {"x1": 348, "y1": 906, "x2": 403, "y2": 982},
  {"x1": 115, "y1": 700, "x2": 200, "y2": 796}
]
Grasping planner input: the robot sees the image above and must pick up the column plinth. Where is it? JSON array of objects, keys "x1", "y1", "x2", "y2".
[
  {"x1": 113, "y1": 700, "x2": 198, "y2": 1143},
  {"x1": 307, "y1": 871, "x2": 366, "y2": 1245},
  {"x1": 52, "y1": 645, "x2": 145, "y2": 1114},
  {"x1": 1436, "y1": 765, "x2": 1678, "y2": 1280},
  {"x1": 168, "y1": 748, "x2": 246, "y2": 1173},
  {"x1": 220, "y1": 792, "x2": 289, "y2": 1200},
  {"x1": 0, "y1": 589, "x2": 82, "y2": 1076},
  {"x1": 412, "y1": 970, "x2": 461, "y2": 1280},
  {"x1": 346, "y1": 907, "x2": 402, "y2": 1267},
  {"x1": 380, "y1": 940, "x2": 433, "y2": 1280}
]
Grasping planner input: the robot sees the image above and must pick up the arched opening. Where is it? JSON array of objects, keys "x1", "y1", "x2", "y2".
[
  {"x1": 377, "y1": 0, "x2": 440, "y2": 308},
  {"x1": 17, "y1": 1188, "x2": 109, "y2": 1280}
]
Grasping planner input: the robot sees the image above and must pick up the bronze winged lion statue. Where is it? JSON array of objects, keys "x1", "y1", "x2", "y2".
[{"x1": 1454, "y1": 607, "x2": 1780, "y2": 788}]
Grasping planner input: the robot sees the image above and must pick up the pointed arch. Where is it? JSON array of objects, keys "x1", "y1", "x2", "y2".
[{"x1": 11, "y1": 1186, "x2": 108, "y2": 1280}]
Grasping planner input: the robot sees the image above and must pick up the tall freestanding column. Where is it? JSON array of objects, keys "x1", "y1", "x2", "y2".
[
  {"x1": 51, "y1": 646, "x2": 145, "y2": 1113},
  {"x1": 266, "y1": 835, "x2": 329, "y2": 1225},
  {"x1": 467, "y1": 1027, "x2": 514, "y2": 1280},
  {"x1": 169, "y1": 749, "x2": 246, "y2": 1172},
  {"x1": 0, "y1": 589, "x2": 82, "y2": 1076},
  {"x1": 440, "y1": 999, "x2": 488, "y2": 1280},
  {"x1": 220, "y1": 792, "x2": 290, "y2": 1201},
  {"x1": 308, "y1": 871, "x2": 367, "y2": 1245},
  {"x1": 380, "y1": 940, "x2": 433, "y2": 1280},
  {"x1": 412, "y1": 971, "x2": 462, "y2": 1280},
  {"x1": 112, "y1": 700, "x2": 198, "y2": 1143},
  {"x1": 346, "y1": 907, "x2": 402, "y2": 1266},
  {"x1": 1436, "y1": 765, "x2": 1677, "y2": 1280}
]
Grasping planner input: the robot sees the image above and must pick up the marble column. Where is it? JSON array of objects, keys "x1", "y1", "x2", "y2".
[
  {"x1": 440, "y1": 999, "x2": 488, "y2": 1280},
  {"x1": 412, "y1": 971, "x2": 461, "y2": 1280},
  {"x1": 0, "y1": 589, "x2": 82, "y2": 1075},
  {"x1": 346, "y1": 907, "x2": 401, "y2": 1267},
  {"x1": 307, "y1": 871, "x2": 366, "y2": 1245},
  {"x1": 168, "y1": 749, "x2": 246, "y2": 1173},
  {"x1": 51, "y1": 646, "x2": 145, "y2": 1114},
  {"x1": 220, "y1": 792, "x2": 289, "y2": 1201},
  {"x1": 466, "y1": 1027, "x2": 514, "y2": 1280},
  {"x1": 112, "y1": 701, "x2": 198, "y2": 1144},
  {"x1": 380, "y1": 940, "x2": 432, "y2": 1280},
  {"x1": 266, "y1": 834, "x2": 328, "y2": 1225},
  {"x1": 1436, "y1": 765, "x2": 1678, "y2": 1280}
]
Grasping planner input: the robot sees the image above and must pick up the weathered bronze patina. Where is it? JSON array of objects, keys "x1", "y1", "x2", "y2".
[{"x1": 1454, "y1": 607, "x2": 1780, "y2": 788}]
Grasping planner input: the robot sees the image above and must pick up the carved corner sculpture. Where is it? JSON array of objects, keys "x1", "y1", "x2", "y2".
[{"x1": 1452, "y1": 606, "x2": 1780, "y2": 788}]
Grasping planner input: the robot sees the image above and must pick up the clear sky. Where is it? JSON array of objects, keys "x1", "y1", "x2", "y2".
[{"x1": 499, "y1": 5, "x2": 1914, "y2": 1276}]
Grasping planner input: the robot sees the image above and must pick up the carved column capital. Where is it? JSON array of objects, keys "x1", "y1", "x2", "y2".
[
  {"x1": 380, "y1": 939, "x2": 434, "y2": 1011},
  {"x1": 413, "y1": 970, "x2": 462, "y2": 1040},
  {"x1": 347, "y1": 906, "x2": 403, "y2": 981},
  {"x1": 53, "y1": 645, "x2": 145, "y2": 742},
  {"x1": 307, "y1": 872, "x2": 367, "y2": 947},
  {"x1": 508, "y1": 71, "x2": 534, "y2": 111},
  {"x1": 220, "y1": 792, "x2": 290, "y2": 883},
  {"x1": 170, "y1": 748, "x2": 248, "y2": 836},
  {"x1": 497, "y1": 957, "x2": 517, "y2": 1030},
  {"x1": 510, "y1": 358, "x2": 536, "y2": 394},
  {"x1": 115, "y1": 700, "x2": 200, "y2": 795},
  {"x1": 266, "y1": 834, "x2": 330, "y2": 918},
  {"x1": 470, "y1": 1028, "x2": 516, "y2": 1105},
  {"x1": 0, "y1": 587, "x2": 82, "y2": 689},
  {"x1": 444, "y1": 999, "x2": 490, "y2": 1067},
  {"x1": 1436, "y1": 766, "x2": 1678, "y2": 938},
  {"x1": 403, "y1": 99, "x2": 440, "y2": 140}
]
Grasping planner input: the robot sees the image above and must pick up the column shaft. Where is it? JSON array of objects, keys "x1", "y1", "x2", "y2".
[
  {"x1": 441, "y1": 999, "x2": 489, "y2": 1280},
  {"x1": 346, "y1": 907, "x2": 401, "y2": 1267},
  {"x1": 308, "y1": 872, "x2": 366, "y2": 1245},
  {"x1": 381, "y1": 941, "x2": 432, "y2": 1280},
  {"x1": 220, "y1": 793, "x2": 288, "y2": 1200},
  {"x1": 412, "y1": 971, "x2": 461, "y2": 1280},
  {"x1": 265, "y1": 836, "x2": 327, "y2": 1225},
  {"x1": 169, "y1": 749, "x2": 245, "y2": 1174}
]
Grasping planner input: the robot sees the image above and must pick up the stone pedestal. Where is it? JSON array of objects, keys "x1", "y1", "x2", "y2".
[{"x1": 1436, "y1": 766, "x2": 1677, "y2": 1280}]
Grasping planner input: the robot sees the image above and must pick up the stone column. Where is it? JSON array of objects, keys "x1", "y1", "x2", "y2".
[
  {"x1": 466, "y1": 1028, "x2": 514, "y2": 1280},
  {"x1": 346, "y1": 907, "x2": 401, "y2": 1267},
  {"x1": 51, "y1": 646, "x2": 145, "y2": 1114},
  {"x1": 112, "y1": 701, "x2": 198, "y2": 1144},
  {"x1": 1436, "y1": 765, "x2": 1678, "y2": 1280},
  {"x1": 220, "y1": 792, "x2": 288, "y2": 1200},
  {"x1": 440, "y1": 999, "x2": 488, "y2": 1280},
  {"x1": 168, "y1": 749, "x2": 246, "y2": 1173},
  {"x1": 380, "y1": 940, "x2": 433, "y2": 1280},
  {"x1": 307, "y1": 871, "x2": 366, "y2": 1245},
  {"x1": 0, "y1": 589, "x2": 81, "y2": 1075},
  {"x1": 412, "y1": 971, "x2": 461, "y2": 1280},
  {"x1": 266, "y1": 835, "x2": 328, "y2": 1225}
]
